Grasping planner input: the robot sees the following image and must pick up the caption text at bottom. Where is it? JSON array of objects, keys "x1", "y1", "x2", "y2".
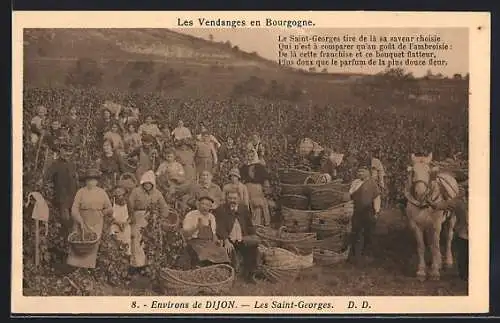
[{"x1": 130, "y1": 300, "x2": 372, "y2": 311}]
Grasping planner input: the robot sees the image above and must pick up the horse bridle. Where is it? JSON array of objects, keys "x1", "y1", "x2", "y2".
[{"x1": 409, "y1": 172, "x2": 432, "y2": 206}]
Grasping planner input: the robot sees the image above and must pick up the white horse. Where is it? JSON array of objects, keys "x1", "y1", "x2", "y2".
[{"x1": 405, "y1": 152, "x2": 458, "y2": 281}]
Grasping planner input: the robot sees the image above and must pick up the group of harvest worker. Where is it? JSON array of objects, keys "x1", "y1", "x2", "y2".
[
  {"x1": 32, "y1": 102, "x2": 468, "y2": 286},
  {"x1": 35, "y1": 107, "x2": 273, "y2": 284}
]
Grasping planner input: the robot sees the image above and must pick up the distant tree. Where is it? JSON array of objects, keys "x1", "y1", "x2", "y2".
[
  {"x1": 453, "y1": 73, "x2": 462, "y2": 80},
  {"x1": 208, "y1": 34, "x2": 214, "y2": 42},
  {"x1": 225, "y1": 41, "x2": 232, "y2": 48},
  {"x1": 424, "y1": 69, "x2": 434, "y2": 80},
  {"x1": 405, "y1": 72, "x2": 415, "y2": 79},
  {"x1": 308, "y1": 67, "x2": 316, "y2": 73},
  {"x1": 65, "y1": 58, "x2": 103, "y2": 88},
  {"x1": 321, "y1": 68, "x2": 328, "y2": 73}
]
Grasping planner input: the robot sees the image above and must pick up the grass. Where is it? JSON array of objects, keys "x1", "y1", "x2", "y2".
[{"x1": 94, "y1": 208, "x2": 467, "y2": 297}]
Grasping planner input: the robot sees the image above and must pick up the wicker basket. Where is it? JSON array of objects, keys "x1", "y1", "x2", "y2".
[
  {"x1": 278, "y1": 168, "x2": 319, "y2": 185},
  {"x1": 311, "y1": 202, "x2": 354, "y2": 233},
  {"x1": 280, "y1": 194, "x2": 309, "y2": 210},
  {"x1": 158, "y1": 264, "x2": 235, "y2": 296},
  {"x1": 260, "y1": 265, "x2": 300, "y2": 283},
  {"x1": 68, "y1": 226, "x2": 100, "y2": 256},
  {"x1": 314, "y1": 231, "x2": 350, "y2": 250},
  {"x1": 308, "y1": 181, "x2": 350, "y2": 195},
  {"x1": 304, "y1": 173, "x2": 331, "y2": 185},
  {"x1": 281, "y1": 206, "x2": 314, "y2": 232},
  {"x1": 280, "y1": 183, "x2": 307, "y2": 196},
  {"x1": 310, "y1": 189, "x2": 348, "y2": 210},
  {"x1": 445, "y1": 168, "x2": 468, "y2": 182},
  {"x1": 313, "y1": 246, "x2": 350, "y2": 266},
  {"x1": 255, "y1": 225, "x2": 317, "y2": 250}
]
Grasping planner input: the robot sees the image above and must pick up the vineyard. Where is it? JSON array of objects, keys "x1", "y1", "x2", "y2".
[
  {"x1": 21, "y1": 84, "x2": 468, "y2": 296},
  {"x1": 19, "y1": 28, "x2": 469, "y2": 297}
]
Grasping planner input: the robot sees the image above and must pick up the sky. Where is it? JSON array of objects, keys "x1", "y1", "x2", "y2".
[{"x1": 179, "y1": 28, "x2": 468, "y2": 77}]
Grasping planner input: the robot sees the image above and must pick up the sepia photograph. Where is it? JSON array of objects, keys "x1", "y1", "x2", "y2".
[{"x1": 12, "y1": 11, "x2": 490, "y2": 314}]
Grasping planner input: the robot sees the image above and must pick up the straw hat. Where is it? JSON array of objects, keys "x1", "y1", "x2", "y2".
[{"x1": 198, "y1": 195, "x2": 214, "y2": 203}]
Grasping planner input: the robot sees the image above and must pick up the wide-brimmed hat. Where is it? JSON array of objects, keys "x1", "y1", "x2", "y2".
[
  {"x1": 198, "y1": 195, "x2": 214, "y2": 203},
  {"x1": 83, "y1": 168, "x2": 101, "y2": 180},
  {"x1": 229, "y1": 168, "x2": 241, "y2": 179}
]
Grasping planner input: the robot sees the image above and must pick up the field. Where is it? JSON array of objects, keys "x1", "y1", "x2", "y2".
[
  {"x1": 21, "y1": 28, "x2": 468, "y2": 297},
  {"x1": 23, "y1": 209, "x2": 466, "y2": 297}
]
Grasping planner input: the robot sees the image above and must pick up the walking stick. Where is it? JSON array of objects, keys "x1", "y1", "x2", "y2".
[
  {"x1": 34, "y1": 133, "x2": 45, "y2": 172},
  {"x1": 41, "y1": 146, "x2": 49, "y2": 179},
  {"x1": 34, "y1": 219, "x2": 40, "y2": 268}
]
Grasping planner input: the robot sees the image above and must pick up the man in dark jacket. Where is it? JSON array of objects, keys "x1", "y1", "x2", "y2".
[
  {"x1": 38, "y1": 141, "x2": 78, "y2": 268},
  {"x1": 214, "y1": 189, "x2": 260, "y2": 283}
]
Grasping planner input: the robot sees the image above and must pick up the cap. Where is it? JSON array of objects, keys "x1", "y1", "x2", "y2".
[{"x1": 83, "y1": 168, "x2": 102, "y2": 180}]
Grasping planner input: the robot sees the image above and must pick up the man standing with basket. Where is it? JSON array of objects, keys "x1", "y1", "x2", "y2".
[{"x1": 346, "y1": 161, "x2": 382, "y2": 265}]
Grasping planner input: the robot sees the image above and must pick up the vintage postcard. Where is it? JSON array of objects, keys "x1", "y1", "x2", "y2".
[{"x1": 12, "y1": 11, "x2": 490, "y2": 315}]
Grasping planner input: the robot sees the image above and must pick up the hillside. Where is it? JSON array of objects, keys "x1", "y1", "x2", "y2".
[
  {"x1": 23, "y1": 29, "x2": 370, "y2": 101},
  {"x1": 22, "y1": 29, "x2": 467, "y2": 107}
]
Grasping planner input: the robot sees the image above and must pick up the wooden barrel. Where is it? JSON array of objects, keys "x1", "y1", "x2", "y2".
[
  {"x1": 280, "y1": 194, "x2": 309, "y2": 210},
  {"x1": 310, "y1": 189, "x2": 348, "y2": 210}
]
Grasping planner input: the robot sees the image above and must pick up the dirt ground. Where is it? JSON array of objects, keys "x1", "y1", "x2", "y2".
[{"x1": 107, "y1": 208, "x2": 467, "y2": 297}]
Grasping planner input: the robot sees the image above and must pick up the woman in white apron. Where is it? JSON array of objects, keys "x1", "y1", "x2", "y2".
[
  {"x1": 127, "y1": 171, "x2": 170, "y2": 273},
  {"x1": 67, "y1": 169, "x2": 113, "y2": 269},
  {"x1": 110, "y1": 187, "x2": 131, "y2": 256}
]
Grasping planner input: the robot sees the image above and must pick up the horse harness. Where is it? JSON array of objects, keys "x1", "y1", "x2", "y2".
[{"x1": 404, "y1": 175, "x2": 453, "y2": 220}]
